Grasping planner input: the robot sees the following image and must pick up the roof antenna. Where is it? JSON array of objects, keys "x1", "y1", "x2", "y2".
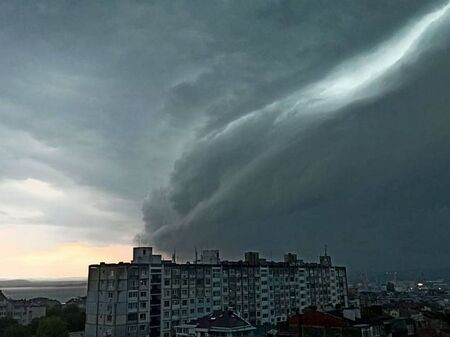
[
  {"x1": 136, "y1": 234, "x2": 142, "y2": 247},
  {"x1": 324, "y1": 244, "x2": 328, "y2": 256},
  {"x1": 194, "y1": 247, "x2": 198, "y2": 264}
]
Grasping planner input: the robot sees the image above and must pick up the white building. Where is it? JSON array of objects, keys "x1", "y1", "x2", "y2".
[
  {"x1": 0, "y1": 291, "x2": 8, "y2": 319},
  {"x1": 0, "y1": 290, "x2": 46, "y2": 325},
  {"x1": 85, "y1": 248, "x2": 163, "y2": 337},
  {"x1": 85, "y1": 247, "x2": 348, "y2": 337}
]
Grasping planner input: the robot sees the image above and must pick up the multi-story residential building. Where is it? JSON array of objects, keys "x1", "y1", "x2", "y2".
[
  {"x1": 0, "y1": 291, "x2": 8, "y2": 319},
  {"x1": 0, "y1": 290, "x2": 46, "y2": 325},
  {"x1": 306, "y1": 254, "x2": 348, "y2": 309},
  {"x1": 9, "y1": 299, "x2": 47, "y2": 325},
  {"x1": 85, "y1": 247, "x2": 348, "y2": 337},
  {"x1": 85, "y1": 248, "x2": 163, "y2": 337}
]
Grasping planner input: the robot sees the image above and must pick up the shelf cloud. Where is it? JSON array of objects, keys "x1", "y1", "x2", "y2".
[
  {"x1": 0, "y1": 0, "x2": 449, "y2": 275},
  {"x1": 141, "y1": 0, "x2": 450, "y2": 270}
]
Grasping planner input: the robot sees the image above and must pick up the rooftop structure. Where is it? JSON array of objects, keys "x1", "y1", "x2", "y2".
[{"x1": 175, "y1": 309, "x2": 256, "y2": 337}]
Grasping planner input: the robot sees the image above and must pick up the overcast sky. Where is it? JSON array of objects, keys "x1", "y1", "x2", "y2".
[{"x1": 1, "y1": 0, "x2": 449, "y2": 278}]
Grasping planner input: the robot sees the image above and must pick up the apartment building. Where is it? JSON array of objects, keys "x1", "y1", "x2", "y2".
[
  {"x1": 0, "y1": 290, "x2": 46, "y2": 325},
  {"x1": 85, "y1": 247, "x2": 348, "y2": 337},
  {"x1": 85, "y1": 248, "x2": 163, "y2": 337},
  {"x1": 0, "y1": 291, "x2": 8, "y2": 319}
]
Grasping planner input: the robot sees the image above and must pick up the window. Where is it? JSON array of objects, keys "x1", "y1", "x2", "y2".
[
  {"x1": 140, "y1": 291, "x2": 147, "y2": 297},
  {"x1": 140, "y1": 302, "x2": 147, "y2": 309},
  {"x1": 361, "y1": 328, "x2": 370, "y2": 337},
  {"x1": 128, "y1": 313, "x2": 138, "y2": 321},
  {"x1": 139, "y1": 313, "x2": 146, "y2": 320}
]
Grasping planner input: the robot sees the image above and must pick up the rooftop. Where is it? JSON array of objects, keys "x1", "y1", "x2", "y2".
[
  {"x1": 0, "y1": 290, "x2": 7, "y2": 301},
  {"x1": 188, "y1": 310, "x2": 255, "y2": 330}
]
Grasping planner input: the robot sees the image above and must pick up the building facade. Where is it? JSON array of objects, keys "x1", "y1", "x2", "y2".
[
  {"x1": 0, "y1": 290, "x2": 46, "y2": 325},
  {"x1": 0, "y1": 291, "x2": 8, "y2": 319},
  {"x1": 85, "y1": 248, "x2": 163, "y2": 337},
  {"x1": 85, "y1": 247, "x2": 348, "y2": 337}
]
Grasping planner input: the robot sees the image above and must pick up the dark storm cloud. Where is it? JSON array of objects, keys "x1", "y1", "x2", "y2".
[
  {"x1": 0, "y1": 0, "x2": 448, "y2": 268},
  {"x1": 141, "y1": 0, "x2": 450, "y2": 271}
]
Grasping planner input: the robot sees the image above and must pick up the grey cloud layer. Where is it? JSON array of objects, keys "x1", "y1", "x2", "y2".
[
  {"x1": 141, "y1": 0, "x2": 450, "y2": 271},
  {"x1": 0, "y1": 1, "x2": 448, "y2": 267}
]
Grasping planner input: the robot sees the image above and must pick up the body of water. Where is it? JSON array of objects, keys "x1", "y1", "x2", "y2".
[{"x1": 1, "y1": 286, "x2": 87, "y2": 303}]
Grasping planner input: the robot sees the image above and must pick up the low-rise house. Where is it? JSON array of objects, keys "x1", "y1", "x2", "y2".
[
  {"x1": 175, "y1": 309, "x2": 256, "y2": 337},
  {"x1": 273, "y1": 308, "x2": 360, "y2": 337},
  {"x1": 415, "y1": 311, "x2": 450, "y2": 336},
  {"x1": 271, "y1": 307, "x2": 415, "y2": 337}
]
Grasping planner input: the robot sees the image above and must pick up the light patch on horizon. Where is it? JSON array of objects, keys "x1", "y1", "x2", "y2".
[
  {"x1": 0, "y1": 239, "x2": 133, "y2": 279},
  {"x1": 10, "y1": 178, "x2": 63, "y2": 199}
]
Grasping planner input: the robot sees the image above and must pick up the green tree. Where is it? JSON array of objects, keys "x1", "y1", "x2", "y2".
[
  {"x1": 45, "y1": 305, "x2": 62, "y2": 317},
  {"x1": 29, "y1": 317, "x2": 42, "y2": 335},
  {"x1": 0, "y1": 318, "x2": 17, "y2": 335},
  {"x1": 36, "y1": 317, "x2": 68, "y2": 337},
  {"x1": 3, "y1": 324, "x2": 30, "y2": 337},
  {"x1": 62, "y1": 304, "x2": 85, "y2": 332}
]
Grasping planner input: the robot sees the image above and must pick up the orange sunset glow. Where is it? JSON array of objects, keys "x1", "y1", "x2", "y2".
[{"x1": 0, "y1": 242, "x2": 133, "y2": 279}]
